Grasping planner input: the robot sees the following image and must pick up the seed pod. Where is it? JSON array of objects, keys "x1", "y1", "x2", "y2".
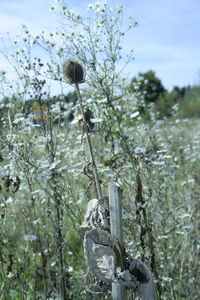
[
  {"x1": 63, "y1": 59, "x2": 85, "y2": 84},
  {"x1": 76, "y1": 109, "x2": 94, "y2": 132},
  {"x1": 0, "y1": 153, "x2": 3, "y2": 162}
]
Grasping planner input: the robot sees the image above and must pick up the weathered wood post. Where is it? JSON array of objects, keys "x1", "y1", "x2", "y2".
[
  {"x1": 108, "y1": 182, "x2": 125, "y2": 300},
  {"x1": 108, "y1": 182, "x2": 157, "y2": 300}
]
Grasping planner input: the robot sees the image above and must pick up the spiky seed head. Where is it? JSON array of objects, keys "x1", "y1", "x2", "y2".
[{"x1": 63, "y1": 59, "x2": 85, "y2": 84}]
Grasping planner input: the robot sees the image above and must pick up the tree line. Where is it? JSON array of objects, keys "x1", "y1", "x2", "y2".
[{"x1": 0, "y1": 70, "x2": 199, "y2": 127}]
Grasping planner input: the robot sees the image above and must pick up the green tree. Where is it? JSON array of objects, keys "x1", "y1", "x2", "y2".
[
  {"x1": 179, "y1": 84, "x2": 200, "y2": 118},
  {"x1": 129, "y1": 70, "x2": 166, "y2": 103},
  {"x1": 172, "y1": 85, "x2": 186, "y2": 98},
  {"x1": 156, "y1": 90, "x2": 180, "y2": 117}
]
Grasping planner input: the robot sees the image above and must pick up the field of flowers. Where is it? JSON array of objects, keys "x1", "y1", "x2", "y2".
[
  {"x1": 1, "y1": 100, "x2": 200, "y2": 299},
  {"x1": 0, "y1": 1, "x2": 199, "y2": 299}
]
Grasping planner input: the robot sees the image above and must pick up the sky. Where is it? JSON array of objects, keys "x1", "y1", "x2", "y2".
[{"x1": 0, "y1": 0, "x2": 200, "y2": 90}]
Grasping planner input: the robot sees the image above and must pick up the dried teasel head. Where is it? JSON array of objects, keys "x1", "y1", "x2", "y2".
[{"x1": 63, "y1": 59, "x2": 85, "y2": 84}]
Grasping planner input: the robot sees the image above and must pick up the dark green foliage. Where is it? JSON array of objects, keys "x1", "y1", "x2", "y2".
[
  {"x1": 183, "y1": 84, "x2": 200, "y2": 101},
  {"x1": 179, "y1": 85, "x2": 200, "y2": 118},
  {"x1": 64, "y1": 91, "x2": 77, "y2": 105},
  {"x1": 156, "y1": 90, "x2": 181, "y2": 118},
  {"x1": 179, "y1": 100, "x2": 200, "y2": 118},
  {"x1": 129, "y1": 70, "x2": 166, "y2": 103},
  {"x1": 172, "y1": 86, "x2": 186, "y2": 98}
]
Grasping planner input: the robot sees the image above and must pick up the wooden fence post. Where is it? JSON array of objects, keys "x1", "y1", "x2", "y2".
[
  {"x1": 108, "y1": 182, "x2": 157, "y2": 300},
  {"x1": 108, "y1": 182, "x2": 125, "y2": 300}
]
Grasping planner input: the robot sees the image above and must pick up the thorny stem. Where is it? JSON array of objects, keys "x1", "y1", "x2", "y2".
[
  {"x1": 51, "y1": 171, "x2": 68, "y2": 300},
  {"x1": 47, "y1": 115, "x2": 69, "y2": 300},
  {"x1": 26, "y1": 176, "x2": 48, "y2": 298},
  {"x1": 135, "y1": 168, "x2": 161, "y2": 298},
  {"x1": 75, "y1": 83, "x2": 102, "y2": 200}
]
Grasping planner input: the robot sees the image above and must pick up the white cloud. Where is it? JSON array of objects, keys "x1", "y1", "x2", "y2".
[{"x1": 0, "y1": 13, "x2": 25, "y2": 33}]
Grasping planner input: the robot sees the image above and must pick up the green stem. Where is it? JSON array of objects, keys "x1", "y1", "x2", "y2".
[{"x1": 75, "y1": 83, "x2": 102, "y2": 199}]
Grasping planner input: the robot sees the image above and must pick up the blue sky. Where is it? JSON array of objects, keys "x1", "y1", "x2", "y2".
[{"x1": 0, "y1": 0, "x2": 200, "y2": 90}]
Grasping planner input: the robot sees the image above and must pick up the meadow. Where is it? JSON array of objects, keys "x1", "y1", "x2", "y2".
[
  {"x1": 0, "y1": 1, "x2": 200, "y2": 299},
  {"x1": 1, "y1": 99, "x2": 200, "y2": 299}
]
